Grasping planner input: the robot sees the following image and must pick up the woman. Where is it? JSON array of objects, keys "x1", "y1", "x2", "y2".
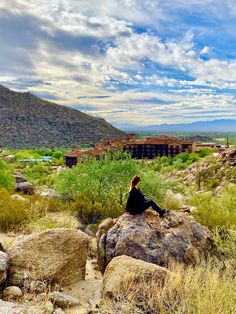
[{"x1": 126, "y1": 175, "x2": 169, "y2": 217}]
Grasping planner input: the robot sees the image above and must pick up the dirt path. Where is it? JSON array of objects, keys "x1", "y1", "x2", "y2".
[{"x1": 64, "y1": 259, "x2": 103, "y2": 314}]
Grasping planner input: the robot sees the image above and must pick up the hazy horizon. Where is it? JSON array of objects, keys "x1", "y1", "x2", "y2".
[{"x1": 0, "y1": 1, "x2": 236, "y2": 126}]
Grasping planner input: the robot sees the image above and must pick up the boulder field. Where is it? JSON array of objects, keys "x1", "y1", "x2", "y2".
[{"x1": 0, "y1": 211, "x2": 218, "y2": 313}]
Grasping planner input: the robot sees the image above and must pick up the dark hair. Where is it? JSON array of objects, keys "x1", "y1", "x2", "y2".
[{"x1": 129, "y1": 175, "x2": 141, "y2": 191}]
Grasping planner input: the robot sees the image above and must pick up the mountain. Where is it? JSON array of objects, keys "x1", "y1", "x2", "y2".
[
  {"x1": 0, "y1": 85, "x2": 125, "y2": 148},
  {"x1": 114, "y1": 119, "x2": 236, "y2": 133}
]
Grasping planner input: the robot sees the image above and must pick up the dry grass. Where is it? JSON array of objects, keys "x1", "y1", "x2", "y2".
[
  {"x1": 103, "y1": 261, "x2": 236, "y2": 314},
  {"x1": 0, "y1": 232, "x2": 17, "y2": 249},
  {"x1": 28, "y1": 212, "x2": 79, "y2": 232}
]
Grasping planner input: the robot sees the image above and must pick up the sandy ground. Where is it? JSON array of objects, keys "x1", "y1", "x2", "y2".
[{"x1": 64, "y1": 259, "x2": 103, "y2": 314}]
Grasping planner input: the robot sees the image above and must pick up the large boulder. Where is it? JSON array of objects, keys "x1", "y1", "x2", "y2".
[
  {"x1": 102, "y1": 255, "x2": 169, "y2": 311},
  {"x1": 97, "y1": 210, "x2": 215, "y2": 272},
  {"x1": 15, "y1": 176, "x2": 27, "y2": 184},
  {"x1": 8, "y1": 228, "x2": 90, "y2": 287},
  {"x1": 0, "y1": 300, "x2": 49, "y2": 314},
  {"x1": 16, "y1": 182, "x2": 34, "y2": 195},
  {"x1": 0, "y1": 251, "x2": 9, "y2": 285},
  {"x1": 0, "y1": 250, "x2": 9, "y2": 285},
  {"x1": 2, "y1": 286, "x2": 23, "y2": 300}
]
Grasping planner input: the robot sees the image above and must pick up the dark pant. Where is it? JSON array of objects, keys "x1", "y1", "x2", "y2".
[{"x1": 143, "y1": 199, "x2": 162, "y2": 214}]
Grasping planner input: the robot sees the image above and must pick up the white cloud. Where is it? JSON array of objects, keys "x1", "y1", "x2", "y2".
[
  {"x1": 200, "y1": 46, "x2": 210, "y2": 55},
  {"x1": 0, "y1": 0, "x2": 236, "y2": 125}
]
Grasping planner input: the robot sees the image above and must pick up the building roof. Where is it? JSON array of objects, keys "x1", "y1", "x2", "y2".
[{"x1": 65, "y1": 135, "x2": 195, "y2": 158}]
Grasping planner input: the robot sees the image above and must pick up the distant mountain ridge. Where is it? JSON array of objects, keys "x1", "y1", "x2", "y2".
[
  {"x1": 115, "y1": 119, "x2": 236, "y2": 133},
  {"x1": 0, "y1": 84, "x2": 125, "y2": 148}
]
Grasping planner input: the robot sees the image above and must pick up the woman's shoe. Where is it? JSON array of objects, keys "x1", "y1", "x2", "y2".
[{"x1": 159, "y1": 209, "x2": 170, "y2": 217}]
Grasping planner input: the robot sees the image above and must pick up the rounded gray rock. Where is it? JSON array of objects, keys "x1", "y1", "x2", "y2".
[{"x1": 3, "y1": 286, "x2": 23, "y2": 300}]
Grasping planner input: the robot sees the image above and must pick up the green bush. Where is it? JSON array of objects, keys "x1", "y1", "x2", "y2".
[
  {"x1": 189, "y1": 184, "x2": 236, "y2": 230},
  {"x1": 205, "y1": 178, "x2": 220, "y2": 189},
  {"x1": 55, "y1": 152, "x2": 139, "y2": 223},
  {"x1": 52, "y1": 151, "x2": 63, "y2": 159},
  {"x1": 56, "y1": 152, "x2": 139, "y2": 203},
  {"x1": 197, "y1": 147, "x2": 216, "y2": 158},
  {"x1": 0, "y1": 159, "x2": 15, "y2": 191},
  {"x1": 140, "y1": 170, "x2": 167, "y2": 208},
  {"x1": 150, "y1": 153, "x2": 201, "y2": 173},
  {"x1": 13, "y1": 150, "x2": 41, "y2": 161},
  {"x1": 19, "y1": 162, "x2": 58, "y2": 187}
]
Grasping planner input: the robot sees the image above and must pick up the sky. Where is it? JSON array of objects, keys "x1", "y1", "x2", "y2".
[{"x1": 0, "y1": 0, "x2": 236, "y2": 126}]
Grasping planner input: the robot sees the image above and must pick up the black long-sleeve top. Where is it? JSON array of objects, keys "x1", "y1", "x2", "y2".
[{"x1": 126, "y1": 187, "x2": 146, "y2": 214}]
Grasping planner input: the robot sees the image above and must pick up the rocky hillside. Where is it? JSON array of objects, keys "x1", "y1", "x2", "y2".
[
  {"x1": 0, "y1": 84, "x2": 125, "y2": 148},
  {"x1": 177, "y1": 148, "x2": 236, "y2": 190}
]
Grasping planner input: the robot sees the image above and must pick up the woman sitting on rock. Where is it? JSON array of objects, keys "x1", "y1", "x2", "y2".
[{"x1": 126, "y1": 175, "x2": 169, "y2": 217}]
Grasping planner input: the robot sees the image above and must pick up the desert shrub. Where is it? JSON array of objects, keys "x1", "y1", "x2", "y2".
[
  {"x1": 22, "y1": 163, "x2": 56, "y2": 187},
  {"x1": 68, "y1": 192, "x2": 124, "y2": 225},
  {"x1": 150, "y1": 153, "x2": 201, "y2": 173},
  {"x1": 140, "y1": 170, "x2": 167, "y2": 208},
  {"x1": 0, "y1": 195, "x2": 70, "y2": 232},
  {"x1": 189, "y1": 184, "x2": 236, "y2": 230},
  {"x1": 197, "y1": 147, "x2": 216, "y2": 157},
  {"x1": 164, "y1": 194, "x2": 184, "y2": 211},
  {"x1": 24, "y1": 163, "x2": 51, "y2": 179},
  {"x1": 103, "y1": 261, "x2": 236, "y2": 314},
  {"x1": 204, "y1": 178, "x2": 220, "y2": 189},
  {"x1": 52, "y1": 151, "x2": 63, "y2": 159},
  {"x1": 0, "y1": 159, "x2": 15, "y2": 191},
  {"x1": 13, "y1": 150, "x2": 41, "y2": 161},
  {"x1": 0, "y1": 188, "x2": 30, "y2": 231}
]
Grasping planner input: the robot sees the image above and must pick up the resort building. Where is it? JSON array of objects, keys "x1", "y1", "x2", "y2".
[{"x1": 64, "y1": 134, "x2": 196, "y2": 167}]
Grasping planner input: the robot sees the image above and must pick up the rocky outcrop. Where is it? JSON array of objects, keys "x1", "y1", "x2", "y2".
[
  {"x1": 102, "y1": 255, "x2": 169, "y2": 307},
  {"x1": 8, "y1": 228, "x2": 90, "y2": 287},
  {"x1": 220, "y1": 148, "x2": 236, "y2": 166},
  {"x1": 175, "y1": 148, "x2": 236, "y2": 189},
  {"x1": 97, "y1": 210, "x2": 215, "y2": 272}
]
